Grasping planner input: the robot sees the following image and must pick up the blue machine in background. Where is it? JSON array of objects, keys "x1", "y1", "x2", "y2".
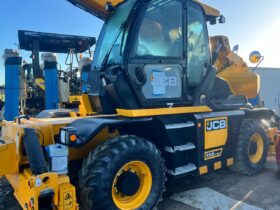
[
  {"x1": 79, "y1": 57, "x2": 92, "y2": 93},
  {"x1": 248, "y1": 94, "x2": 264, "y2": 107},
  {"x1": 42, "y1": 53, "x2": 59, "y2": 109},
  {"x1": 3, "y1": 49, "x2": 22, "y2": 121},
  {"x1": 1, "y1": 31, "x2": 96, "y2": 118}
]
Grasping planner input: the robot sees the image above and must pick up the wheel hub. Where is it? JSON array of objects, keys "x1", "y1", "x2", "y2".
[
  {"x1": 248, "y1": 133, "x2": 264, "y2": 164},
  {"x1": 116, "y1": 171, "x2": 141, "y2": 196},
  {"x1": 249, "y1": 141, "x2": 258, "y2": 155},
  {"x1": 112, "y1": 161, "x2": 153, "y2": 210}
]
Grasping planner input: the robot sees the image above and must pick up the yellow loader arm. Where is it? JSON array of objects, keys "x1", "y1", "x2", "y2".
[
  {"x1": 67, "y1": 0, "x2": 221, "y2": 20},
  {"x1": 211, "y1": 36, "x2": 260, "y2": 98},
  {"x1": 67, "y1": 0, "x2": 123, "y2": 20}
]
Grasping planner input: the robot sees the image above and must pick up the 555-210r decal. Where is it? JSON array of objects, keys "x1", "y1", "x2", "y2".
[{"x1": 204, "y1": 148, "x2": 223, "y2": 160}]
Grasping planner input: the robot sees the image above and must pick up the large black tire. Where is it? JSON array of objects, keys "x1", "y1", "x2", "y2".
[
  {"x1": 232, "y1": 119, "x2": 269, "y2": 176},
  {"x1": 79, "y1": 135, "x2": 166, "y2": 210},
  {"x1": 0, "y1": 177, "x2": 21, "y2": 210}
]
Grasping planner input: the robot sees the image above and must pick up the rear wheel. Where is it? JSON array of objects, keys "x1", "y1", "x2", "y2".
[
  {"x1": 232, "y1": 119, "x2": 269, "y2": 176},
  {"x1": 79, "y1": 135, "x2": 166, "y2": 210}
]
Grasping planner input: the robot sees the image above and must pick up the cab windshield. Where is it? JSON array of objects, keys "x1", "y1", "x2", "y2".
[{"x1": 93, "y1": 0, "x2": 136, "y2": 69}]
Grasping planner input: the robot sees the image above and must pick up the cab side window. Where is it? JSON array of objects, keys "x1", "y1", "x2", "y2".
[{"x1": 187, "y1": 5, "x2": 211, "y2": 86}]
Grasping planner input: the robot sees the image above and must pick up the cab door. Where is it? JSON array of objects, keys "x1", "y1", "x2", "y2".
[
  {"x1": 126, "y1": 0, "x2": 188, "y2": 108},
  {"x1": 186, "y1": 1, "x2": 212, "y2": 98}
]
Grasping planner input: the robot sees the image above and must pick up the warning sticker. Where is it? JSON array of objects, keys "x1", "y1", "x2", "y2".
[{"x1": 64, "y1": 192, "x2": 73, "y2": 209}]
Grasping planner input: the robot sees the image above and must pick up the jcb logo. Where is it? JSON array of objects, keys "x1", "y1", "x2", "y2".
[{"x1": 206, "y1": 119, "x2": 227, "y2": 131}]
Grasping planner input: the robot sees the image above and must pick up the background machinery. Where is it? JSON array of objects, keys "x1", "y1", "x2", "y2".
[
  {"x1": 211, "y1": 36, "x2": 260, "y2": 100},
  {"x1": 277, "y1": 140, "x2": 280, "y2": 177},
  {"x1": 2, "y1": 31, "x2": 96, "y2": 120},
  {"x1": 0, "y1": 0, "x2": 279, "y2": 210},
  {"x1": 0, "y1": 86, "x2": 4, "y2": 121}
]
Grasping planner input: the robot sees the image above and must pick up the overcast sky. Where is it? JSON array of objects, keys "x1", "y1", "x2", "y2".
[{"x1": 0, "y1": 0, "x2": 280, "y2": 85}]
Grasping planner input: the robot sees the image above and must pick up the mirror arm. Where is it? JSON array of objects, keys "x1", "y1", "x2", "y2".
[{"x1": 251, "y1": 56, "x2": 264, "y2": 72}]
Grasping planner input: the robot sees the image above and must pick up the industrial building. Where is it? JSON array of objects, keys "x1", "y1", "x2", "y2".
[{"x1": 255, "y1": 68, "x2": 280, "y2": 115}]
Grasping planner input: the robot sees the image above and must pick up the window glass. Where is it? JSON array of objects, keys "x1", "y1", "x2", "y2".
[
  {"x1": 187, "y1": 5, "x2": 210, "y2": 85},
  {"x1": 141, "y1": 64, "x2": 182, "y2": 99},
  {"x1": 92, "y1": 0, "x2": 136, "y2": 69},
  {"x1": 133, "y1": 0, "x2": 183, "y2": 57}
]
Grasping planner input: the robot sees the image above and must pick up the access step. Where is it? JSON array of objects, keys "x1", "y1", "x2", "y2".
[
  {"x1": 165, "y1": 143, "x2": 196, "y2": 153},
  {"x1": 165, "y1": 122, "x2": 195, "y2": 130},
  {"x1": 167, "y1": 163, "x2": 197, "y2": 178}
]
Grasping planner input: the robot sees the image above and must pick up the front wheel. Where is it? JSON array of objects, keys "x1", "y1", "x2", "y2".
[{"x1": 79, "y1": 135, "x2": 166, "y2": 210}]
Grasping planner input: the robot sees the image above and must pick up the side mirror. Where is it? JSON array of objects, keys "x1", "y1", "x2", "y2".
[
  {"x1": 249, "y1": 51, "x2": 264, "y2": 72},
  {"x1": 209, "y1": 17, "x2": 217, "y2": 25},
  {"x1": 249, "y1": 51, "x2": 263, "y2": 63},
  {"x1": 219, "y1": 15, "x2": 226, "y2": 24}
]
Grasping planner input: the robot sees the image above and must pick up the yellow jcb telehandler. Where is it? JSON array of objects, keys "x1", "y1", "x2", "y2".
[{"x1": 0, "y1": 0, "x2": 279, "y2": 209}]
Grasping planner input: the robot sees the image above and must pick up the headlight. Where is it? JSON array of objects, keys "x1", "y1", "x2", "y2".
[{"x1": 60, "y1": 130, "x2": 66, "y2": 144}]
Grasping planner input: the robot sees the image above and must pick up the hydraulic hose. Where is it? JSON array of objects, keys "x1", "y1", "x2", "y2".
[{"x1": 22, "y1": 128, "x2": 48, "y2": 175}]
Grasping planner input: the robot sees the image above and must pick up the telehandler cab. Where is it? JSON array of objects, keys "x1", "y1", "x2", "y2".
[{"x1": 0, "y1": 0, "x2": 279, "y2": 209}]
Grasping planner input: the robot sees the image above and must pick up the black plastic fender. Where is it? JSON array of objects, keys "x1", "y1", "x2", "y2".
[{"x1": 64, "y1": 116, "x2": 153, "y2": 148}]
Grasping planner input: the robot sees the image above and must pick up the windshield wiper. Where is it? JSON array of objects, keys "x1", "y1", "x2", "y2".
[{"x1": 100, "y1": 21, "x2": 127, "y2": 71}]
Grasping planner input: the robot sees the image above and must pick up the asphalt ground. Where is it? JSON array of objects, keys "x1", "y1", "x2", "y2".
[
  {"x1": 159, "y1": 156, "x2": 280, "y2": 210},
  {"x1": 2, "y1": 157, "x2": 280, "y2": 210}
]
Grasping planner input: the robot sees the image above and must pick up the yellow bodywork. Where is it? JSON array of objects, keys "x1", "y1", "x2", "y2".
[
  {"x1": 69, "y1": 94, "x2": 95, "y2": 117},
  {"x1": 0, "y1": 139, "x2": 17, "y2": 175},
  {"x1": 211, "y1": 36, "x2": 260, "y2": 98},
  {"x1": 266, "y1": 127, "x2": 279, "y2": 153},
  {"x1": 204, "y1": 117, "x2": 228, "y2": 150},
  {"x1": 68, "y1": 0, "x2": 221, "y2": 20},
  {"x1": 193, "y1": 0, "x2": 220, "y2": 17},
  {"x1": 0, "y1": 116, "x2": 118, "y2": 209},
  {"x1": 1, "y1": 116, "x2": 117, "y2": 165},
  {"x1": 117, "y1": 106, "x2": 212, "y2": 118},
  {"x1": 35, "y1": 78, "x2": 45, "y2": 91},
  {"x1": 6, "y1": 171, "x2": 78, "y2": 210},
  {"x1": 68, "y1": 0, "x2": 122, "y2": 19}
]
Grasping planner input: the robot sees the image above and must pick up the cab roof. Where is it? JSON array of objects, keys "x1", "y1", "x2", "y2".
[
  {"x1": 67, "y1": 0, "x2": 221, "y2": 20},
  {"x1": 18, "y1": 30, "x2": 96, "y2": 53}
]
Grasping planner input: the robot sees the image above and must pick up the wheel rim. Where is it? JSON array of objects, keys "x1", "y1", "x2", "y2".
[
  {"x1": 248, "y1": 133, "x2": 264, "y2": 164},
  {"x1": 112, "y1": 161, "x2": 152, "y2": 210}
]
